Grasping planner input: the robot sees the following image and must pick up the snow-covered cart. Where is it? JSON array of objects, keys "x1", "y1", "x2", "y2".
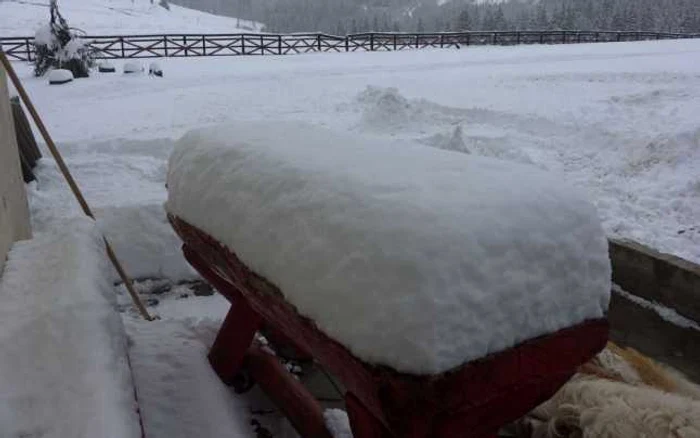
[{"x1": 166, "y1": 122, "x2": 612, "y2": 438}]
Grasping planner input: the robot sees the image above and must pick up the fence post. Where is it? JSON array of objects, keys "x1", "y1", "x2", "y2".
[
  {"x1": 202, "y1": 36, "x2": 206, "y2": 56},
  {"x1": 440, "y1": 34, "x2": 444, "y2": 48},
  {"x1": 562, "y1": 31, "x2": 566, "y2": 44},
  {"x1": 493, "y1": 32, "x2": 497, "y2": 45},
  {"x1": 393, "y1": 34, "x2": 397, "y2": 50},
  {"x1": 616, "y1": 32, "x2": 621, "y2": 42},
  {"x1": 415, "y1": 34, "x2": 419, "y2": 49},
  {"x1": 184, "y1": 35, "x2": 188, "y2": 56},
  {"x1": 466, "y1": 32, "x2": 470, "y2": 46},
  {"x1": 120, "y1": 36, "x2": 125, "y2": 58},
  {"x1": 241, "y1": 35, "x2": 246, "y2": 55},
  {"x1": 317, "y1": 34, "x2": 322, "y2": 52},
  {"x1": 278, "y1": 35, "x2": 282, "y2": 54},
  {"x1": 516, "y1": 32, "x2": 521, "y2": 45},
  {"x1": 163, "y1": 36, "x2": 168, "y2": 57},
  {"x1": 26, "y1": 38, "x2": 32, "y2": 61},
  {"x1": 370, "y1": 33, "x2": 374, "y2": 51},
  {"x1": 345, "y1": 36, "x2": 349, "y2": 52},
  {"x1": 577, "y1": 32, "x2": 582, "y2": 43},
  {"x1": 261, "y1": 35, "x2": 264, "y2": 55}
]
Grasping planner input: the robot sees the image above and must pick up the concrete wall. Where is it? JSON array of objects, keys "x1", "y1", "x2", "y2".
[
  {"x1": 609, "y1": 238, "x2": 700, "y2": 382},
  {"x1": 0, "y1": 67, "x2": 32, "y2": 273},
  {"x1": 610, "y1": 238, "x2": 700, "y2": 322}
]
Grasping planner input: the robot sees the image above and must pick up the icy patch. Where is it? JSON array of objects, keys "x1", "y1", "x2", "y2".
[
  {"x1": 0, "y1": 218, "x2": 141, "y2": 438},
  {"x1": 167, "y1": 121, "x2": 611, "y2": 374},
  {"x1": 613, "y1": 284, "x2": 700, "y2": 331}
]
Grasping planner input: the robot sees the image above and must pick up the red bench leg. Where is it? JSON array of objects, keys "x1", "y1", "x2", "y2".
[
  {"x1": 346, "y1": 393, "x2": 392, "y2": 438},
  {"x1": 247, "y1": 344, "x2": 333, "y2": 438},
  {"x1": 208, "y1": 297, "x2": 262, "y2": 385}
]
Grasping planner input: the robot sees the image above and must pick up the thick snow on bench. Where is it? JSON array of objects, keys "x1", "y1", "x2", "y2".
[
  {"x1": 0, "y1": 219, "x2": 141, "y2": 437},
  {"x1": 166, "y1": 121, "x2": 611, "y2": 374}
]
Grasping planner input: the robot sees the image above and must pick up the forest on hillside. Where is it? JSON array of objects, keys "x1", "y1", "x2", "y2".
[{"x1": 170, "y1": 0, "x2": 700, "y2": 34}]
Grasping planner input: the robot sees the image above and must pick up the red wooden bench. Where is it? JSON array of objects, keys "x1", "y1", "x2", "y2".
[{"x1": 169, "y1": 214, "x2": 608, "y2": 438}]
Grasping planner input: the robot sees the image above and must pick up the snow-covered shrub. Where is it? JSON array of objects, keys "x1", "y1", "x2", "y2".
[{"x1": 33, "y1": 0, "x2": 94, "y2": 78}]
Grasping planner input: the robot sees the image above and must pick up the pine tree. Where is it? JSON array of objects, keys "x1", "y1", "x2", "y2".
[{"x1": 34, "y1": 0, "x2": 93, "y2": 78}]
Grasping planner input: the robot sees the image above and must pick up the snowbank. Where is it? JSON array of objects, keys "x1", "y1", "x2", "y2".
[
  {"x1": 0, "y1": 218, "x2": 141, "y2": 438},
  {"x1": 166, "y1": 121, "x2": 611, "y2": 374}
]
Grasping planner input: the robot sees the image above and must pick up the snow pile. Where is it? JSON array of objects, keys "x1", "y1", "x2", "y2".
[
  {"x1": 166, "y1": 121, "x2": 611, "y2": 374},
  {"x1": 48, "y1": 68, "x2": 74, "y2": 84},
  {"x1": 124, "y1": 62, "x2": 143, "y2": 74},
  {"x1": 1, "y1": 0, "x2": 261, "y2": 36},
  {"x1": 27, "y1": 139, "x2": 195, "y2": 282},
  {"x1": 324, "y1": 409, "x2": 353, "y2": 438},
  {"x1": 0, "y1": 218, "x2": 141, "y2": 438},
  {"x1": 353, "y1": 86, "x2": 536, "y2": 165},
  {"x1": 96, "y1": 205, "x2": 196, "y2": 280}
]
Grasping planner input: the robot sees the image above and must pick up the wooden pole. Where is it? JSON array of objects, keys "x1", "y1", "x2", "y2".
[{"x1": 0, "y1": 50, "x2": 154, "y2": 321}]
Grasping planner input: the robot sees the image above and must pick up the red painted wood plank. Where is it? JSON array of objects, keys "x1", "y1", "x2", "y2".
[{"x1": 246, "y1": 343, "x2": 333, "y2": 438}]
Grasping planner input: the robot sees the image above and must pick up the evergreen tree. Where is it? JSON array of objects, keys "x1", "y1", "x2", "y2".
[
  {"x1": 456, "y1": 9, "x2": 471, "y2": 31},
  {"x1": 34, "y1": 0, "x2": 93, "y2": 78}
]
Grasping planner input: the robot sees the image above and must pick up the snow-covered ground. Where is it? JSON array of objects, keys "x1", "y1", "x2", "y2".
[
  {"x1": 0, "y1": 0, "x2": 260, "y2": 36},
  {"x1": 19, "y1": 39, "x2": 700, "y2": 264},
  {"x1": 7, "y1": 39, "x2": 700, "y2": 436}
]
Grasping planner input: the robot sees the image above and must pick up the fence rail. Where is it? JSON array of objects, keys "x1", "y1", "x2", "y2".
[{"x1": 2, "y1": 30, "x2": 699, "y2": 62}]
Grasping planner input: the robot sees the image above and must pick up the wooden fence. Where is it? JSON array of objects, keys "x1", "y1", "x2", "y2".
[{"x1": 2, "y1": 30, "x2": 699, "y2": 62}]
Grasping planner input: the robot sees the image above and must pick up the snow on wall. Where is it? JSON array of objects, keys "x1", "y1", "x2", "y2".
[
  {"x1": 613, "y1": 284, "x2": 700, "y2": 331},
  {"x1": 166, "y1": 121, "x2": 611, "y2": 375},
  {"x1": 0, "y1": 218, "x2": 141, "y2": 438}
]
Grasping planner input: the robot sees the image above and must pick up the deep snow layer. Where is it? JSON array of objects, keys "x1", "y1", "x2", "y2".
[
  {"x1": 0, "y1": 218, "x2": 140, "y2": 438},
  {"x1": 16, "y1": 39, "x2": 700, "y2": 265},
  {"x1": 0, "y1": 0, "x2": 260, "y2": 36},
  {"x1": 167, "y1": 121, "x2": 610, "y2": 374}
]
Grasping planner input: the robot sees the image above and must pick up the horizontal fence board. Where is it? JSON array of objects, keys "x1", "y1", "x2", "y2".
[{"x1": 2, "y1": 30, "x2": 699, "y2": 61}]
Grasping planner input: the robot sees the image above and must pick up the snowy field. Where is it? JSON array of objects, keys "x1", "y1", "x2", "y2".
[
  {"x1": 7, "y1": 39, "x2": 700, "y2": 436},
  {"x1": 19, "y1": 39, "x2": 700, "y2": 264},
  {"x1": 0, "y1": 0, "x2": 259, "y2": 36}
]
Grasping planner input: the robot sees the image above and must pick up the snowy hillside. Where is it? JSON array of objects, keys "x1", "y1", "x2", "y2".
[{"x1": 0, "y1": 0, "x2": 261, "y2": 37}]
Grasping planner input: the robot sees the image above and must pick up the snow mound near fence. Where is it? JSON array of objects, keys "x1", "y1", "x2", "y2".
[
  {"x1": 0, "y1": 218, "x2": 141, "y2": 438},
  {"x1": 166, "y1": 121, "x2": 611, "y2": 375}
]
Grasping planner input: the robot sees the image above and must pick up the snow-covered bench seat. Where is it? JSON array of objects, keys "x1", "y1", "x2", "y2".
[{"x1": 166, "y1": 121, "x2": 611, "y2": 438}]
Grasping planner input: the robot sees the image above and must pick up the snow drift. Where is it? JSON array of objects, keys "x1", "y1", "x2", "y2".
[{"x1": 166, "y1": 121, "x2": 611, "y2": 374}]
